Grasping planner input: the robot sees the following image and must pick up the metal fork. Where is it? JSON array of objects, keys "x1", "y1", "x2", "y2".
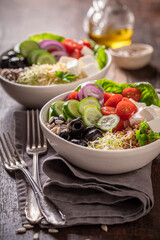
[
  {"x1": 0, "y1": 133, "x2": 66, "y2": 226},
  {"x1": 25, "y1": 109, "x2": 47, "y2": 223}
]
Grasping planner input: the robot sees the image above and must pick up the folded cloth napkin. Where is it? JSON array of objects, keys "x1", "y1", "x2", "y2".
[{"x1": 14, "y1": 111, "x2": 154, "y2": 227}]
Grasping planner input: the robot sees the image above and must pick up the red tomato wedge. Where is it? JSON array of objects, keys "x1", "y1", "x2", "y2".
[
  {"x1": 116, "y1": 101, "x2": 138, "y2": 120},
  {"x1": 113, "y1": 118, "x2": 124, "y2": 132},
  {"x1": 101, "y1": 106, "x2": 116, "y2": 115},
  {"x1": 104, "y1": 94, "x2": 123, "y2": 107},
  {"x1": 103, "y1": 92, "x2": 114, "y2": 103},
  {"x1": 122, "y1": 87, "x2": 142, "y2": 101},
  {"x1": 68, "y1": 91, "x2": 78, "y2": 100},
  {"x1": 79, "y1": 40, "x2": 92, "y2": 49},
  {"x1": 70, "y1": 48, "x2": 83, "y2": 59},
  {"x1": 122, "y1": 97, "x2": 132, "y2": 102}
]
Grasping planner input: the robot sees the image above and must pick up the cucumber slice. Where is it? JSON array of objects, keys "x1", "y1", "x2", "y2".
[
  {"x1": 63, "y1": 100, "x2": 81, "y2": 119},
  {"x1": 27, "y1": 49, "x2": 46, "y2": 65},
  {"x1": 49, "y1": 101, "x2": 65, "y2": 119},
  {"x1": 62, "y1": 106, "x2": 69, "y2": 121},
  {"x1": 78, "y1": 97, "x2": 101, "y2": 114},
  {"x1": 97, "y1": 114, "x2": 120, "y2": 131},
  {"x1": 36, "y1": 52, "x2": 56, "y2": 64},
  {"x1": 20, "y1": 40, "x2": 40, "y2": 58},
  {"x1": 82, "y1": 105, "x2": 102, "y2": 127}
]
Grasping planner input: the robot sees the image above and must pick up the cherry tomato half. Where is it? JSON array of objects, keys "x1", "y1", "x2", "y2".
[
  {"x1": 101, "y1": 106, "x2": 116, "y2": 115},
  {"x1": 113, "y1": 118, "x2": 124, "y2": 132},
  {"x1": 68, "y1": 91, "x2": 78, "y2": 100},
  {"x1": 103, "y1": 92, "x2": 114, "y2": 104},
  {"x1": 116, "y1": 101, "x2": 138, "y2": 120},
  {"x1": 104, "y1": 94, "x2": 123, "y2": 108},
  {"x1": 62, "y1": 39, "x2": 81, "y2": 54},
  {"x1": 70, "y1": 48, "x2": 83, "y2": 59},
  {"x1": 79, "y1": 40, "x2": 92, "y2": 49},
  {"x1": 122, "y1": 87, "x2": 142, "y2": 101}
]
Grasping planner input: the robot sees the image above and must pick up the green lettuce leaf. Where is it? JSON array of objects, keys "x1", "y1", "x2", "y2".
[
  {"x1": 96, "y1": 79, "x2": 123, "y2": 93},
  {"x1": 95, "y1": 46, "x2": 108, "y2": 69},
  {"x1": 95, "y1": 79, "x2": 160, "y2": 107},
  {"x1": 132, "y1": 82, "x2": 160, "y2": 107},
  {"x1": 28, "y1": 33, "x2": 65, "y2": 42}
]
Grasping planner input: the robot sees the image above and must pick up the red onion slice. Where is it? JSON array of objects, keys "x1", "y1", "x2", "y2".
[
  {"x1": 51, "y1": 50, "x2": 68, "y2": 60},
  {"x1": 77, "y1": 89, "x2": 84, "y2": 101},
  {"x1": 82, "y1": 84, "x2": 103, "y2": 101},
  {"x1": 38, "y1": 40, "x2": 67, "y2": 52}
]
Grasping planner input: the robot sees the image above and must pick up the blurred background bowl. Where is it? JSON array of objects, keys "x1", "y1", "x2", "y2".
[
  {"x1": 0, "y1": 49, "x2": 111, "y2": 109},
  {"x1": 109, "y1": 43, "x2": 153, "y2": 70}
]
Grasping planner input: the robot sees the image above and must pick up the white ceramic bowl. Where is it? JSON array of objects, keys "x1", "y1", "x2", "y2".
[
  {"x1": 40, "y1": 91, "x2": 160, "y2": 174},
  {"x1": 0, "y1": 50, "x2": 111, "y2": 108},
  {"x1": 109, "y1": 43, "x2": 153, "y2": 70}
]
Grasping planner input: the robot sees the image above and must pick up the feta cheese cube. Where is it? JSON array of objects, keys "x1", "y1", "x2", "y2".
[
  {"x1": 81, "y1": 63, "x2": 99, "y2": 77},
  {"x1": 129, "y1": 98, "x2": 146, "y2": 108},
  {"x1": 81, "y1": 46, "x2": 94, "y2": 56},
  {"x1": 147, "y1": 117, "x2": 160, "y2": 133},
  {"x1": 139, "y1": 106, "x2": 157, "y2": 121},
  {"x1": 67, "y1": 59, "x2": 80, "y2": 76},
  {"x1": 59, "y1": 56, "x2": 75, "y2": 63},
  {"x1": 150, "y1": 104, "x2": 160, "y2": 117},
  {"x1": 79, "y1": 55, "x2": 97, "y2": 66},
  {"x1": 129, "y1": 112, "x2": 145, "y2": 126}
]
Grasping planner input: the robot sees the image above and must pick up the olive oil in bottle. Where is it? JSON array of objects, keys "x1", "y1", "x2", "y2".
[
  {"x1": 89, "y1": 28, "x2": 133, "y2": 49},
  {"x1": 84, "y1": 0, "x2": 135, "y2": 49}
]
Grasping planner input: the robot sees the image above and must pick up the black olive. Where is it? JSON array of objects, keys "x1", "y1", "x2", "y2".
[
  {"x1": 59, "y1": 130, "x2": 69, "y2": 140},
  {"x1": 0, "y1": 56, "x2": 10, "y2": 68},
  {"x1": 68, "y1": 118, "x2": 85, "y2": 136},
  {"x1": 70, "y1": 139, "x2": 87, "y2": 147},
  {"x1": 9, "y1": 57, "x2": 21, "y2": 68},
  {"x1": 83, "y1": 126, "x2": 98, "y2": 136},
  {"x1": 84, "y1": 129, "x2": 103, "y2": 142},
  {"x1": 7, "y1": 50, "x2": 16, "y2": 58}
]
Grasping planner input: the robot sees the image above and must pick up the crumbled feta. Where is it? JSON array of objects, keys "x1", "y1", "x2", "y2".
[
  {"x1": 147, "y1": 117, "x2": 160, "y2": 133},
  {"x1": 81, "y1": 63, "x2": 99, "y2": 77},
  {"x1": 129, "y1": 112, "x2": 145, "y2": 126},
  {"x1": 139, "y1": 106, "x2": 157, "y2": 121},
  {"x1": 59, "y1": 56, "x2": 75, "y2": 63},
  {"x1": 81, "y1": 46, "x2": 94, "y2": 56},
  {"x1": 66, "y1": 59, "x2": 80, "y2": 75}
]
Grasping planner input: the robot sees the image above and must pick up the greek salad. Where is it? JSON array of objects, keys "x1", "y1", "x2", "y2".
[
  {"x1": 46, "y1": 79, "x2": 160, "y2": 150},
  {"x1": 0, "y1": 32, "x2": 108, "y2": 86}
]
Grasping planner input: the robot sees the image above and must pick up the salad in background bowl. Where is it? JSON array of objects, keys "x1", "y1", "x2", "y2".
[
  {"x1": 0, "y1": 33, "x2": 111, "y2": 108},
  {"x1": 40, "y1": 79, "x2": 160, "y2": 174}
]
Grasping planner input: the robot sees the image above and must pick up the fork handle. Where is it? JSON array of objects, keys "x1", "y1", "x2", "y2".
[
  {"x1": 20, "y1": 166, "x2": 66, "y2": 226},
  {"x1": 25, "y1": 153, "x2": 42, "y2": 223}
]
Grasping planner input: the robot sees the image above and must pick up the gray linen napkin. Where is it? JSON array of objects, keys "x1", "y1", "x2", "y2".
[{"x1": 14, "y1": 111, "x2": 154, "y2": 227}]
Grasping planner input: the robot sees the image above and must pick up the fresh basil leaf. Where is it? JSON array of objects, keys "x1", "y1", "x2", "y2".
[
  {"x1": 28, "y1": 33, "x2": 65, "y2": 42},
  {"x1": 95, "y1": 46, "x2": 108, "y2": 69},
  {"x1": 133, "y1": 82, "x2": 160, "y2": 107},
  {"x1": 96, "y1": 79, "x2": 122, "y2": 93},
  {"x1": 55, "y1": 71, "x2": 78, "y2": 82}
]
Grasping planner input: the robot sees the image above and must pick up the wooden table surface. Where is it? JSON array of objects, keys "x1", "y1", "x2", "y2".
[{"x1": 0, "y1": 0, "x2": 160, "y2": 239}]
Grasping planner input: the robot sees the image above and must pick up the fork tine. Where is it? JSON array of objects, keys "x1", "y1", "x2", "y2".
[
  {"x1": 3, "y1": 133, "x2": 16, "y2": 164},
  {"x1": 27, "y1": 110, "x2": 31, "y2": 148},
  {"x1": 32, "y1": 110, "x2": 36, "y2": 148},
  {"x1": 36, "y1": 109, "x2": 41, "y2": 147},
  {"x1": 0, "y1": 136, "x2": 11, "y2": 165},
  {"x1": 0, "y1": 149, "x2": 7, "y2": 165},
  {"x1": 7, "y1": 132, "x2": 22, "y2": 163}
]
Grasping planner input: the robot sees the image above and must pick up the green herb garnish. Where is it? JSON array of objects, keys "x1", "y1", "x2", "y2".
[
  {"x1": 135, "y1": 122, "x2": 160, "y2": 146},
  {"x1": 55, "y1": 71, "x2": 78, "y2": 82}
]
